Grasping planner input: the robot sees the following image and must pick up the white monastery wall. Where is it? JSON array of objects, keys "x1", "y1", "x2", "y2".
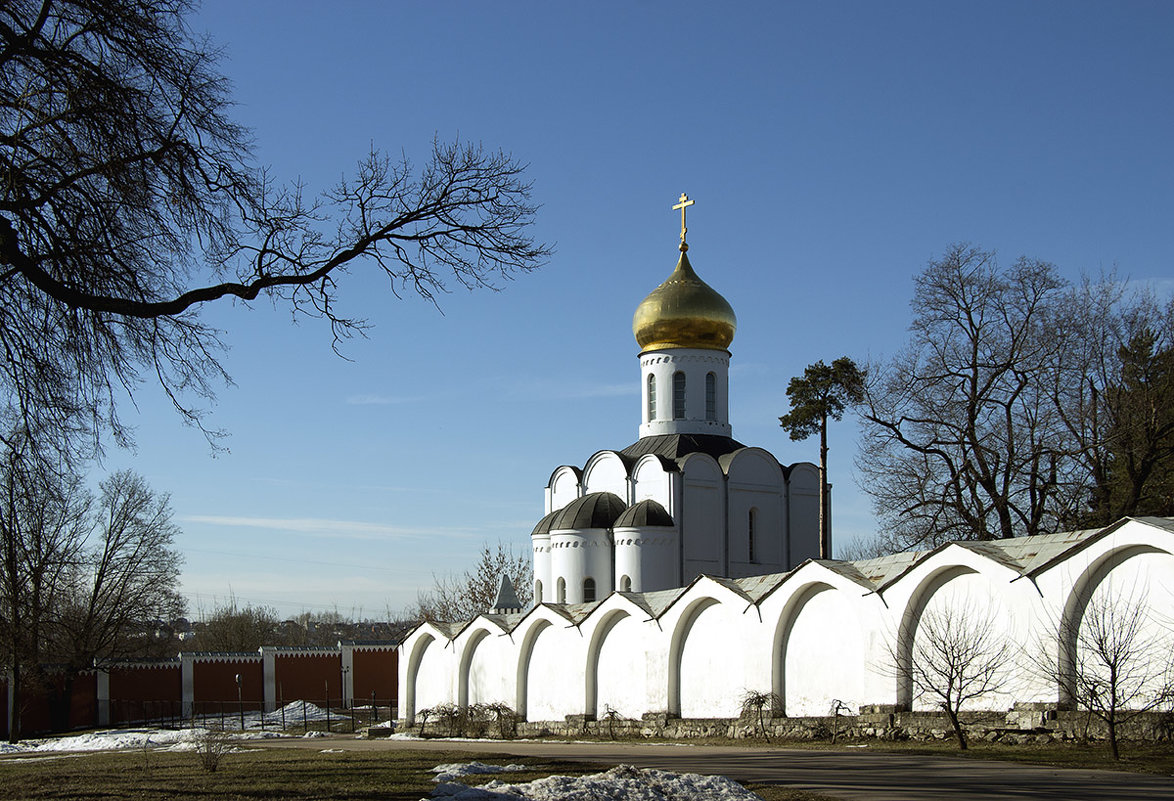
[{"x1": 401, "y1": 518, "x2": 1174, "y2": 728}]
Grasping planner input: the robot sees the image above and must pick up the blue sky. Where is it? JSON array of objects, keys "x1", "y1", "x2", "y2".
[{"x1": 102, "y1": 1, "x2": 1173, "y2": 619}]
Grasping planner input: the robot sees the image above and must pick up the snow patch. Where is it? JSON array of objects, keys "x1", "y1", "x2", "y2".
[
  {"x1": 431, "y1": 762, "x2": 527, "y2": 782},
  {"x1": 425, "y1": 763, "x2": 764, "y2": 801}
]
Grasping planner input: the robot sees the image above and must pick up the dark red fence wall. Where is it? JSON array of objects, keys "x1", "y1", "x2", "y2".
[
  {"x1": 274, "y1": 653, "x2": 340, "y2": 705},
  {"x1": 352, "y1": 648, "x2": 397, "y2": 701},
  {"x1": 193, "y1": 659, "x2": 263, "y2": 709},
  {"x1": 2, "y1": 645, "x2": 399, "y2": 739}
]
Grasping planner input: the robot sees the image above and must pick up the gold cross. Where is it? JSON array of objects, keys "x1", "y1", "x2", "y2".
[{"x1": 672, "y1": 192, "x2": 695, "y2": 244}]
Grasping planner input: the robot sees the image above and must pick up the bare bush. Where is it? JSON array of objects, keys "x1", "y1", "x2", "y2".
[
  {"x1": 740, "y1": 690, "x2": 781, "y2": 742},
  {"x1": 891, "y1": 602, "x2": 1014, "y2": 750},
  {"x1": 1031, "y1": 590, "x2": 1173, "y2": 760},
  {"x1": 193, "y1": 728, "x2": 233, "y2": 773}
]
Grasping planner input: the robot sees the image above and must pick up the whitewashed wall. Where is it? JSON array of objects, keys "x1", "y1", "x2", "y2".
[{"x1": 401, "y1": 519, "x2": 1174, "y2": 727}]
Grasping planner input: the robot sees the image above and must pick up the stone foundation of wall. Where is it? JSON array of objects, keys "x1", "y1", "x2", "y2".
[{"x1": 402, "y1": 704, "x2": 1174, "y2": 744}]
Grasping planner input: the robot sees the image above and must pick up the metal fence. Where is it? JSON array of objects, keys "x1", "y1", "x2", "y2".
[{"x1": 98, "y1": 697, "x2": 397, "y2": 733}]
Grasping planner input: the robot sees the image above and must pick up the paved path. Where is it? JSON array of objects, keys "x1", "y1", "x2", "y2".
[{"x1": 264, "y1": 736, "x2": 1174, "y2": 800}]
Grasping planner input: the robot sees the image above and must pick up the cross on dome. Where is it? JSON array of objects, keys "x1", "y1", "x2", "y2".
[{"x1": 672, "y1": 192, "x2": 695, "y2": 250}]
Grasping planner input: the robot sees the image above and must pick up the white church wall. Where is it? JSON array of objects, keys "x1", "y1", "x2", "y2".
[
  {"x1": 680, "y1": 454, "x2": 725, "y2": 582},
  {"x1": 906, "y1": 568, "x2": 1019, "y2": 712},
  {"x1": 726, "y1": 448, "x2": 787, "y2": 575},
  {"x1": 550, "y1": 528, "x2": 613, "y2": 603},
  {"x1": 615, "y1": 526, "x2": 677, "y2": 592},
  {"x1": 531, "y1": 532, "x2": 551, "y2": 603},
  {"x1": 516, "y1": 610, "x2": 587, "y2": 722},
  {"x1": 1079, "y1": 550, "x2": 1174, "y2": 704},
  {"x1": 786, "y1": 462, "x2": 821, "y2": 563},
  {"x1": 1023, "y1": 520, "x2": 1174, "y2": 707},
  {"x1": 582, "y1": 451, "x2": 629, "y2": 501},
  {"x1": 638, "y1": 349, "x2": 732, "y2": 438}
]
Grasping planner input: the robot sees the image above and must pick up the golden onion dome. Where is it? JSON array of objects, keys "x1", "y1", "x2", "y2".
[{"x1": 632, "y1": 245, "x2": 737, "y2": 352}]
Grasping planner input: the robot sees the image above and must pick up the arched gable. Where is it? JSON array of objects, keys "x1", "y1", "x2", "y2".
[
  {"x1": 631, "y1": 454, "x2": 676, "y2": 512},
  {"x1": 548, "y1": 465, "x2": 583, "y2": 514},
  {"x1": 724, "y1": 448, "x2": 786, "y2": 573},
  {"x1": 884, "y1": 546, "x2": 1023, "y2": 711},
  {"x1": 722, "y1": 447, "x2": 784, "y2": 484},
  {"x1": 455, "y1": 620, "x2": 512, "y2": 709},
  {"x1": 662, "y1": 577, "x2": 755, "y2": 717},
  {"x1": 512, "y1": 605, "x2": 578, "y2": 720},
  {"x1": 1053, "y1": 540, "x2": 1174, "y2": 706},
  {"x1": 401, "y1": 623, "x2": 454, "y2": 724},
  {"x1": 763, "y1": 563, "x2": 879, "y2": 715},
  {"x1": 583, "y1": 450, "x2": 630, "y2": 500},
  {"x1": 785, "y1": 461, "x2": 819, "y2": 489}
]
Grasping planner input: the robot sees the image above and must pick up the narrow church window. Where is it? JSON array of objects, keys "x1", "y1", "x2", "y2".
[
  {"x1": 648, "y1": 374, "x2": 657, "y2": 421},
  {"x1": 673, "y1": 371, "x2": 686, "y2": 419},
  {"x1": 535, "y1": 579, "x2": 543, "y2": 604},
  {"x1": 620, "y1": 575, "x2": 631, "y2": 592},
  {"x1": 705, "y1": 372, "x2": 716, "y2": 421},
  {"x1": 557, "y1": 577, "x2": 566, "y2": 603},
  {"x1": 583, "y1": 577, "x2": 596, "y2": 602},
  {"x1": 748, "y1": 507, "x2": 757, "y2": 562}
]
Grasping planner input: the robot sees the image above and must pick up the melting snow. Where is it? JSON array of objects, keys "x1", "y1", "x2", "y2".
[
  {"x1": 426, "y1": 763, "x2": 765, "y2": 801},
  {"x1": 0, "y1": 726, "x2": 282, "y2": 755}
]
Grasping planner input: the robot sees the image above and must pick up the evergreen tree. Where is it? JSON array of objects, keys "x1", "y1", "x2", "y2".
[{"x1": 778, "y1": 357, "x2": 865, "y2": 558}]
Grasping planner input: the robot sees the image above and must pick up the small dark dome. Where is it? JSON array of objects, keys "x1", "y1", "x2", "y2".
[
  {"x1": 531, "y1": 509, "x2": 561, "y2": 536},
  {"x1": 614, "y1": 499, "x2": 675, "y2": 528},
  {"x1": 551, "y1": 492, "x2": 627, "y2": 530}
]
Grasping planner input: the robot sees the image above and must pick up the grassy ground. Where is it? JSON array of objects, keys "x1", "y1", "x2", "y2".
[
  {"x1": 532, "y1": 730, "x2": 1174, "y2": 775},
  {"x1": 0, "y1": 746, "x2": 836, "y2": 801},
  {"x1": 809, "y1": 737, "x2": 1174, "y2": 775}
]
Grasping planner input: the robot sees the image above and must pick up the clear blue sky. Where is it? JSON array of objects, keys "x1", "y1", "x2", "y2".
[{"x1": 103, "y1": 1, "x2": 1174, "y2": 620}]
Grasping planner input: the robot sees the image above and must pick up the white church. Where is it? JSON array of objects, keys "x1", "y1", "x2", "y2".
[{"x1": 398, "y1": 199, "x2": 1174, "y2": 727}]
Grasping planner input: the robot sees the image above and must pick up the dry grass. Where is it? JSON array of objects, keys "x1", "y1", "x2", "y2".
[{"x1": 0, "y1": 745, "x2": 838, "y2": 801}]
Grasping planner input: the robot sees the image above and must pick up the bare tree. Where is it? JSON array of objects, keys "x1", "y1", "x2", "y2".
[
  {"x1": 859, "y1": 246, "x2": 1071, "y2": 549},
  {"x1": 892, "y1": 602, "x2": 1014, "y2": 749},
  {"x1": 410, "y1": 542, "x2": 532, "y2": 623},
  {"x1": 194, "y1": 596, "x2": 282, "y2": 652},
  {"x1": 858, "y1": 245, "x2": 1173, "y2": 550},
  {"x1": 59, "y1": 471, "x2": 184, "y2": 667},
  {"x1": 0, "y1": 439, "x2": 88, "y2": 741},
  {"x1": 0, "y1": 440, "x2": 183, "y2": 741},
  {"x1": 1032, "y1": 590, "x2": 1172, "y2": 760},
  {"x1": 0, "y1": 0, "x2": 550, "y2": 461},
  {"x1": 778, "y1": 357, "x2": 865, "y2": 559}
]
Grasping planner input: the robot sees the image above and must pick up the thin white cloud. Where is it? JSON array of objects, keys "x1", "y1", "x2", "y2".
[
  {"x1": 180, "y1": 515, "x2": 476, "y2": 541},
  {"x1": 505, "y1": 377, "x2": 637, "y2": 400},
  {"x1": 345, "y1": 393, "x2": 426, "y2": 406}
]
